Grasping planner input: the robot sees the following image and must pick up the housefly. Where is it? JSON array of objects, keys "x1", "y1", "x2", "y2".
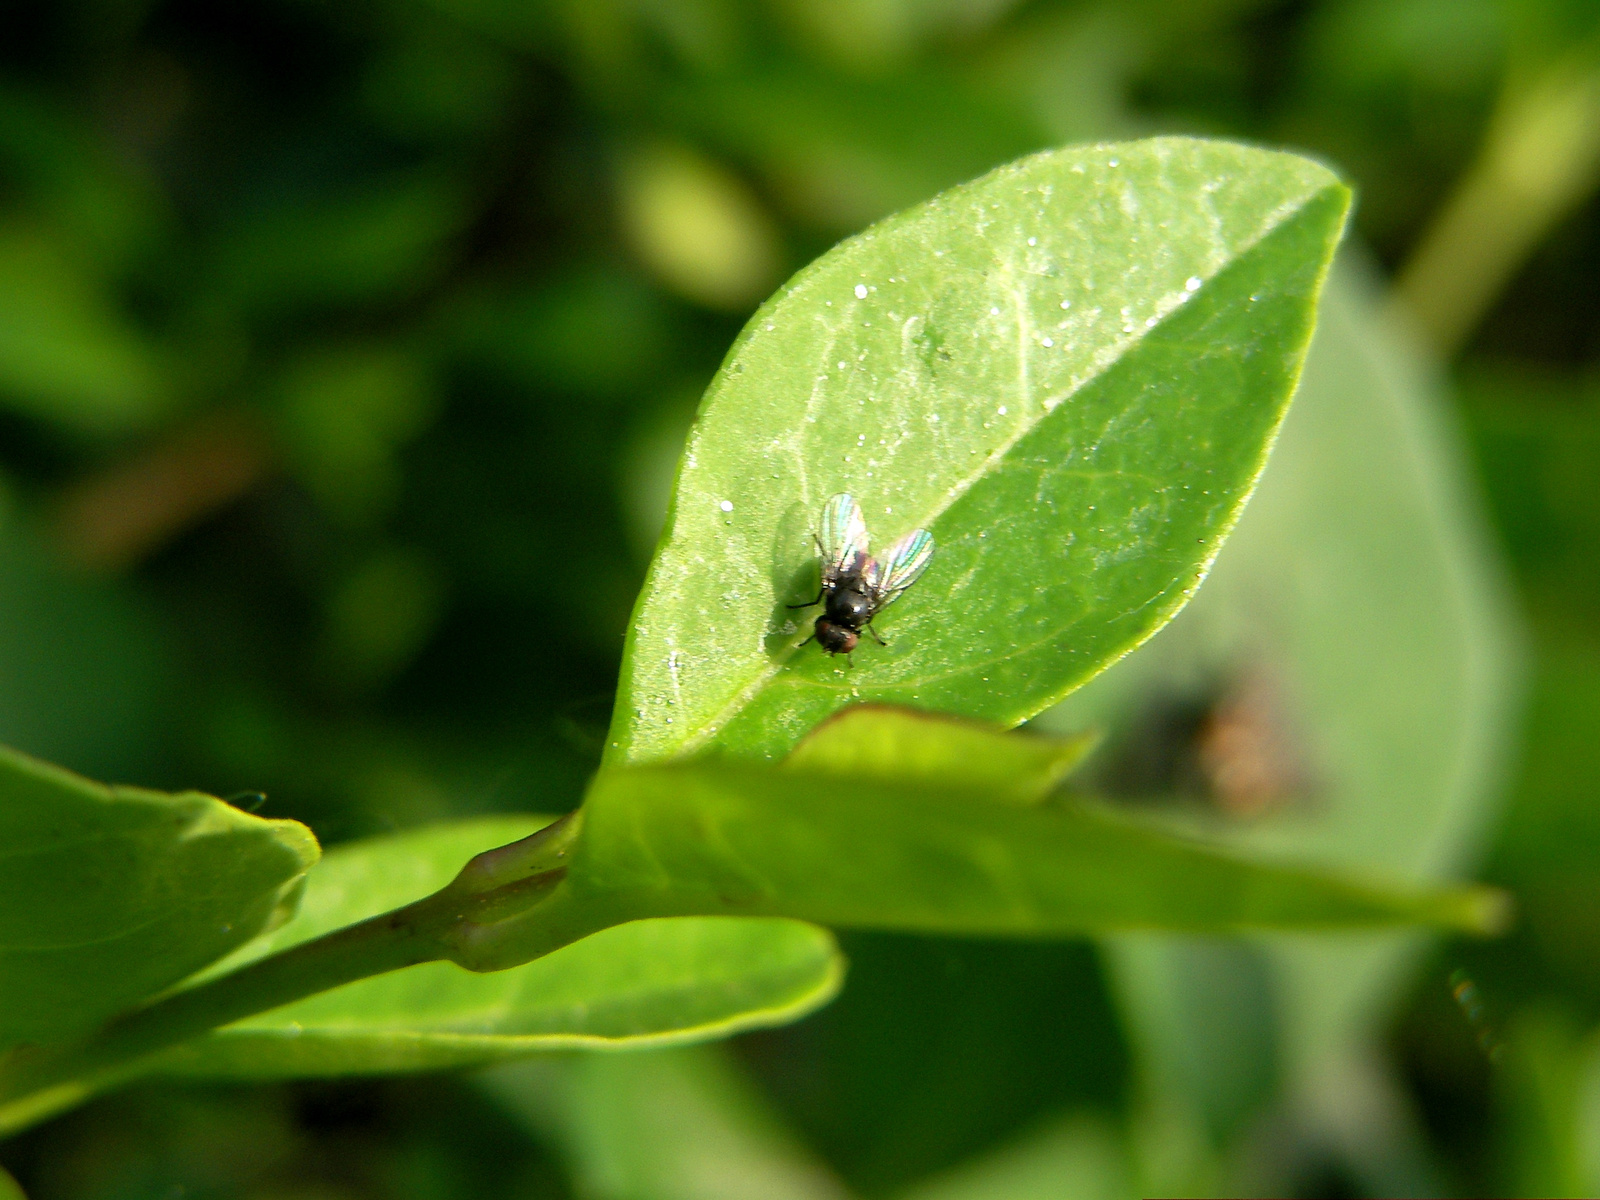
[{"x1": 791, "y1": 493, "x2": 935, "y2": 657}]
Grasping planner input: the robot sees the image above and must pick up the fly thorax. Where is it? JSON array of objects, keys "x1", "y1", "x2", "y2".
[{"x1": 826, "y1": 586, "x2": 873, "y2": 626}]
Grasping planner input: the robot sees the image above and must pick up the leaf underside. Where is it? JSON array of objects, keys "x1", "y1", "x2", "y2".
[{"x1": 567, "y1": 760, "x2": 1505, "y2": 938}]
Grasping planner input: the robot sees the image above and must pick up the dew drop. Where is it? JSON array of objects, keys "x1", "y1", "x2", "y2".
[
  {"x1": 1185, "y1": 276, "x2": 1201, "y2": 292},
  {"x1": 854, "y1": 283, "x2": 869, "y2": 299},
  {"x1": 718, "y1": 499, "x2": 733, "y2": 512},
  {"x1": 1041, "y1": 337, "x2": 1054, "y2": 347},
  {"x1": 1027, "y1": 236, "x2": 1037, "y2": 246}
]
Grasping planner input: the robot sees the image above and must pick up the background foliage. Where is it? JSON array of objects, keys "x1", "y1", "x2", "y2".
[{"x1": 0, "y1": 0, "x2": 1598, "y2": 1197}]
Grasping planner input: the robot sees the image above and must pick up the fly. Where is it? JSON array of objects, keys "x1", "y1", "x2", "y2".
[{"x1": 790, "y1": 493, "x2": 935, "y2": 658}]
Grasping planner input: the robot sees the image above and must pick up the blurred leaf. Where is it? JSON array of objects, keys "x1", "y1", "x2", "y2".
[
  {"x1": 216, "y1": 172, "x2": 472, "y2": 312},
  {"x1": 565, "y1": 756, "x2": 1506, "y2": 937},
  {"x1": 276, "y1": 345, "x2": 435, "y2": 525},
  {"x1": 0, "y1": 86, "x2": 170, "y2": 272},
  {"x1": 0, "y1": 1164, "x2": 20, "y2": 1200},
  {"x1": 157, "y1": 817, "x2": 843, "y2": 1077},
  {"x1": 1498, "y1": 1010, "x2": 1600, "y2": 1198},
  {"x1": 1304, "y1": 0, "x2": 1504, "y2": 94},
  {"x1": 1103, "y1": 934, "x2": 1277, "y2": 1144},
  {"x1": 1460, "y1": 365, "x2": 1600, "y2": 607},
  {"x1": 1480, "y1": 628, "x2": 1600, "y2": 996},
  {"x1": 676, "y1": 65, "x2": 1043, "y2": 231},
  {"x1": 767, "y1": 0, "x2": 1011, "y2": 73},
  {"x1": 442, "y1": 266, "x2": 675, "y2": 396},
  {"x1": 0, "y1": 748, "x2": 317, "y2": 1053},
  {"x1": 361, "y1": 22, "x2": 520, "y2": 139},
  {"x1": 617, "y1": 141, "x2": 784, "y2": 311},
  {"x1": 894, "y1": 1112, "x2": 1127, "y2": 1200},
  {"x1": 320, "y1": 545, "x2": 447, "y2": 689},
  {"x1": 611, "y1": 137, "x2": 1350, "y2": 766},
  {"x1": 1046, "y1": 255, "x2": 1521, "y2": 1148},
  {"x1": 0, "y1": 225, "x2": 169, "y2": 434},
  {"x1": 785, "y1": 706, "x2": 1095, "y2": 805},
  {"x1": 484, "y1": 1045, "x2": 851, "y2": 1200},
  {"x1": 0, "y1": 522, "x2": 176, "y2": 778}
]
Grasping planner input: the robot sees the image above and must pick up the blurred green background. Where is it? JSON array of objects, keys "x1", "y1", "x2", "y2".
[{"x1": 1, "y1": 0, "x2": 1599, "y2": 1196}]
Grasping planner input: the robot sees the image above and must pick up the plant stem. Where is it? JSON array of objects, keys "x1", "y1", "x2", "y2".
[
  {"x1": 0, "y1": 900, "x2": 443, "y2": 1133},
  {"x1": 0, "y1": 814, "x2": 595, "y2": 1135},
  {"x1": 1392, "y1": 50, "x2": 1600, "y2": 357}
]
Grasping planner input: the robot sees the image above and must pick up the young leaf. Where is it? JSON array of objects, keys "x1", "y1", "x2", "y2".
[
  {"x1": 0, "y1": 746, "x2": 317, "y2": 1053},
  {"x1": 154, "y1": 817, "x2": 842, "y2": 1078},
  {"x1": 785, "y1": 705, "x2": 1094, "y2": 804},
  {"x1": 561, "y1": 760, "x2": 1506, "y2": 940},
  {"x1": 610, "y1": 137, "x2": 1350, "y2": 765}
]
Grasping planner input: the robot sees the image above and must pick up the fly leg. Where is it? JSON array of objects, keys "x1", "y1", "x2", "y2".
[{"x1": 865, "y1": 622, "x2": 887, "y2": 646}]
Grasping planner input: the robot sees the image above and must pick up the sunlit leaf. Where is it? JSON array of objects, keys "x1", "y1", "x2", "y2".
[{"x1": 610, "y1": 137, "x2": 1350, "y2": 766}]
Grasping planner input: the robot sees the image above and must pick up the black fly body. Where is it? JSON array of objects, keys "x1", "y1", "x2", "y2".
[{"x1": 790, "y1": 493, "x2": 935, "y2": 659}]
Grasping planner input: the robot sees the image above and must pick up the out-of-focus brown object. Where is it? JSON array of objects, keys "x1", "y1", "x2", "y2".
[
  {"x1": 1196, "y1": 672, "x2": 1313, "y2": 819},
  {"x1": 54, "y1": 410, "x2": 273, "y2": 572}
]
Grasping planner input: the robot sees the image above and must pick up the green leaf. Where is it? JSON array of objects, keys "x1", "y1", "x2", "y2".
[
  {"x1": 610, "y1": 136, "x2": 1350, "y2": 766},
  {"x1": 483, "y1": 1046, "x2": 849, "y2": 1200},
  {"x1": 0, "y1": 224, "x2": 170, "y2": 434},
  {"x1": 895, "y1": 1112, "x2": 1128, "y2": 1200},
  {"x1": 566, "y1": 758, "x2": 1506, "y2": 937},
  {"x1": 0, "y1": 746, "x2": 317, "y2": 1053},
  {"x1": 785, "y1": 705, "x2": 1094, "y2": 804},
  {"x1": 155, "y1": 817, "x2": 842, "y2": 1078},
  {"x1": 0, "y1": 1163, "x2": 22, "y2": 1200}
]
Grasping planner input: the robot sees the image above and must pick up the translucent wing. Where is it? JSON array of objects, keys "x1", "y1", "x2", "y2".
[
  {"x1": 818, "y1": 493, "x2": 868, "y2": 583},
  {"x1": 865, "y1": 528, "x2": 934, "y2": 603}
]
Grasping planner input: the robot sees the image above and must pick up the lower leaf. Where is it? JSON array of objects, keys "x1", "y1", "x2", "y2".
[{"x1": 152, "y1": 817, "x2": 842, "y2": 1079}]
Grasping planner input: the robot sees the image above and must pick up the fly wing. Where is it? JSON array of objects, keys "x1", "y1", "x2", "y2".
[
  {"x1": 818, "y1": 493, "x2": 868, "y2": 584},
  {"x1": 865, "y1": 528, "x2": 934, "y2": 604}
]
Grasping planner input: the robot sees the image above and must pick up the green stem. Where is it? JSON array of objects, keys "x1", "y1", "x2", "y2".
[
  {"x1": 0, "y1": 900, "x2": 442, "y2": 1132},
  {"x1": 0, "y1": 812, "x2": 595, "y2": 1135},
  {"x1": 1392, "y1": 50, "x2": 1600, "y2": 357}
]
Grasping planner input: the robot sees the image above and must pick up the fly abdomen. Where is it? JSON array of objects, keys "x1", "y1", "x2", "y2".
[{"x1": 815, "y1": 619, "x2": 859, "y2": 654}]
